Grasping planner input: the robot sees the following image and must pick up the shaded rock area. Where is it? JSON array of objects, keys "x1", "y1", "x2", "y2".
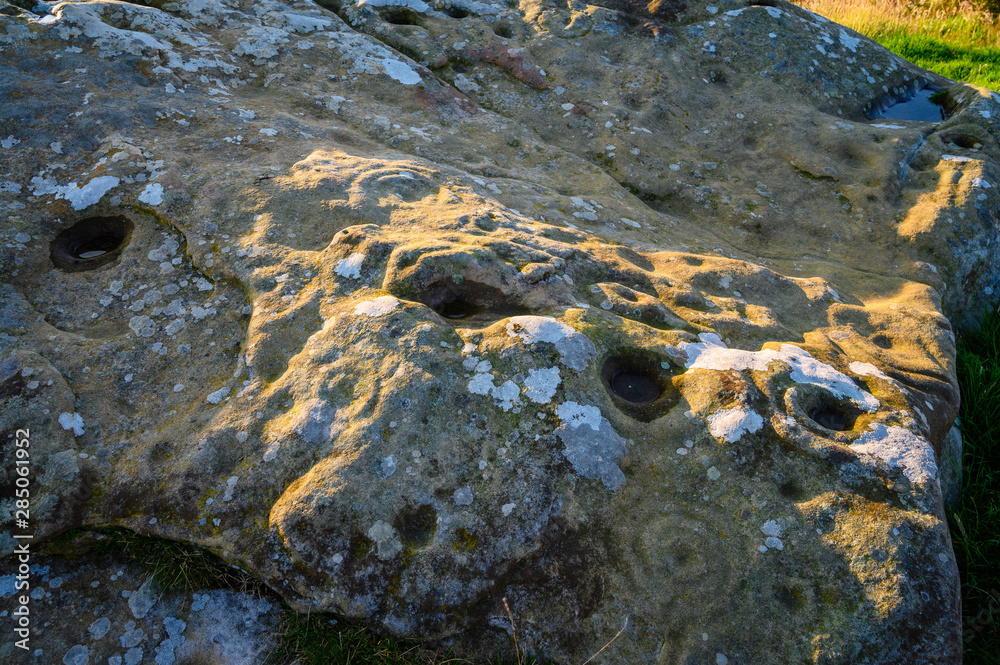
[
  {"x1": 2, "y1": 0, "x2": 996, "y2": 662},
  {"x1": 0, "y1": 534, "x2": 279, "y2": 664}
]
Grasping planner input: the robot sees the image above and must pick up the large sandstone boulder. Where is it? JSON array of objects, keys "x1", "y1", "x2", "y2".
[{"x1": 3, "y1": 0, "x2": 996, "y2": 661}]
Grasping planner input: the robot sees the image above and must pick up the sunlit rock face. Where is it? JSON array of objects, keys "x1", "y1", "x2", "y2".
[{"x1": 4, "y1": 0, "x2": 996, "y2": 661}]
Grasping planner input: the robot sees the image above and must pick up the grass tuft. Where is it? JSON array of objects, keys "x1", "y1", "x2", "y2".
[
  {"x1": 267, "y1": 612, "x2": 471, "y2": 665},
  {"x1": 45, "y1": 527, "x2": 264, "y2": 594},
  {"x1": 266, "y1": 606, "x2": 555, "y2": 665}
]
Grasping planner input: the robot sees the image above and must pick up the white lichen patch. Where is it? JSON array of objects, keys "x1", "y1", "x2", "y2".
[
  {"x1": 31, "y1": 175, "x2": 120, "y2": 210},
  {"x1": 382, "y1": 59, "x2": 421, "y2": 85},
  {"x1": 851, "y1": 424, "x2": 938, "y2": 484},
  {"x1": 555, "y1": 401, "x2": 626, "y2": 490},
  {"x1": 58, "y1": 412, "x2": 85, "y2": 436},
  {"x1": 222, "y1": 476, "x2": 239, "y2": 502},
  {"x1": 89, "y1": 617, "x2": 111, "y2": 640},
  {"x1": 354, "y1": 296, "x2": 399, "y2": 317},
  {"x1": 468, "y1": 372, "x2": 521, "y2": 411},
  {"x1": 138, "y1": 182, "x2": 164, "y2": 205},
  {"x1": 680, "y1": 334, "x2": 878, "y2": 411},
  {"x1": 467, "y1": 372, "x2": 495, "y2": 395},
  {"x1": 849, "y1": 361, "x2": 889, "y2": 381},
  {"x1": 707, "y1": 407, "x2": 763, "y2": 443},
  {"x1": 556, "y1": 401, "x2": 601, "y2": 431},
  {"x1": 491, "y1": 379, "x2": 521, "y2": 412},
  {"x1": 761, "y1": 520, "x2": 782, "y2": 537},
  {"x1": 522, "y1": 367, "x2": 560, "y2": 404},
  {"x1": 335, "y1": 253, "x2": 365, "y2": 279},
  {"x1": 367, "y1": 520, "x2": 403, "y2": 560},
  {"x1": 838, "y1": 28, "x2": 860, "y2": 52},
  {"x1": 380, "y1": 454, "x2": 397, "y2": 478},
  {"x1": 758, "y1": 521, "x2": 787, "y2": 552},
  {"x1": 505, "y1": 316, "x2": 596, "y2": 371}
]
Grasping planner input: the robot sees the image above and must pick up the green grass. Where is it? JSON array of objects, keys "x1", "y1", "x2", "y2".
[
  {"x1": 952, "y1": 312, "x2": 1000, "y2": 662},
  {"x1": 795, "y1": 0, "x2": 1000, "y2": 90},
  {"x1": 873, "y1": 30, "x2": 1000, "y2": 90}
]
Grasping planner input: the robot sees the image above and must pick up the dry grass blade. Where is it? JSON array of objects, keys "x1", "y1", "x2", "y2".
[
  {"x1": 579, "y1": 618, "x2": 628, "y2": 665},
  {"x1": 503, "y1": 597, "x2": 522, "y2": 665}
]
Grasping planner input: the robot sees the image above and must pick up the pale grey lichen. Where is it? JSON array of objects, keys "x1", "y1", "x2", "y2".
[
  {"x1": 367, "y1": 520, "x2": 403, "y2": 560},
  {"x1": 505, "y1": 316, "x2": 597, "y2": 371},
  {"x1": 555, "y1": 402, "x2": 626, "y2": 490}
]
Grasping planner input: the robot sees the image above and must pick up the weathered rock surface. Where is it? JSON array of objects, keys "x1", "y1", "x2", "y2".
[{"x1": 2, "y1": 0, "x2": 996, "y2": 661}]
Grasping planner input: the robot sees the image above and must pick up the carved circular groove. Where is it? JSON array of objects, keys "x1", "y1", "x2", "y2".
[{"x1": 50, "y1": 215, "x2": 133, "y2": 272}]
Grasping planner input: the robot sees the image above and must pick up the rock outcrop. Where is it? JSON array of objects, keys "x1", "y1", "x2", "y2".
[{"x1": 3, "y1": 0, "x2": 996, "y2": 662}]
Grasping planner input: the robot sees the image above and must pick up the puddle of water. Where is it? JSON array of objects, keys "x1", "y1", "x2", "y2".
[
  {"x1": 610, "y1": 372, "x2": 661, "y2": 404},
  {"x1": 872, "y1": 88, "x2": 946, "y2": 122}
]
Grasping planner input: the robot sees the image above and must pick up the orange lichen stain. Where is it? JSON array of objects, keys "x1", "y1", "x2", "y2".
[{"x1": 452, "y1": 527, "x2": 478, "y2": 552}]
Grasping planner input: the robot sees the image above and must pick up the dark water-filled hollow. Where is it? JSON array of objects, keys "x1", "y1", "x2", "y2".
[
  {"x1": 437, "y1": 297, "x2": 480, "y2": 320},
  {"x1": 601, "y1": 351, "x2": 678, "y2": 421},
  {"x1": 810, "y1": 406, "x2": 850, "y2": 431},
  {"x1": 414, "y1": 280, "x2": 527, "y2": 325},
  {"x1": 872, "y1": 88, "x2": 946, "y2": 122},
  {"x1": 380, "y1": 7, "x2": 421, "y2": 25},
  {"x1": 444, "y1": 5, "x2": 470, "y2": 18},
  {"x1": 803, "y1": 392, "x2": 859, "y2": 433},
  {"x1": 50, "y1": 216, "x2": 133, "y2": 272},
  {"x1": 942, "y1": 132, "x2": 984, "y2": 150},
  {"x1": 610, "y1": 372, "x2": 661, "y2": 404}
]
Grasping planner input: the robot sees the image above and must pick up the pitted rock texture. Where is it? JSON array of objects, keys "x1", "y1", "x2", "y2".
[{"x1": 0, "y1": 0, "x2": 991, "y2": 662}]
